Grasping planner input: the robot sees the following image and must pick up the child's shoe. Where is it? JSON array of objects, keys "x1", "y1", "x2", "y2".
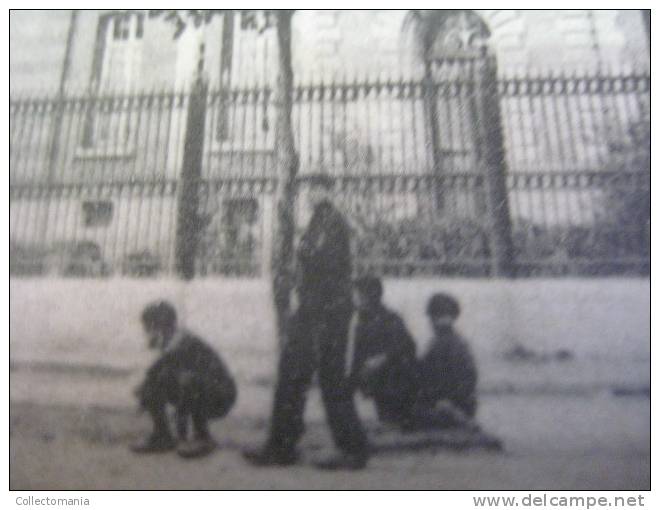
[
  {"x1": 130, "y1": 433, "x2": 176, "y2": 454},
  {"x1": 177, "y1": 437, "x2": 216, "y2": 459}
]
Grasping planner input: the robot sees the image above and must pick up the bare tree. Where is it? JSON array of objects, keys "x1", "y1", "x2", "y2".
[{"x1": 154, "y1": 9, "x2": 300, "y2": 346}]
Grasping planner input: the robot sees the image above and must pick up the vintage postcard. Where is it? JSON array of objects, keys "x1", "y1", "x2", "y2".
[{"x1": 9, "y1": 9, "x2": 650, "y2": 491}]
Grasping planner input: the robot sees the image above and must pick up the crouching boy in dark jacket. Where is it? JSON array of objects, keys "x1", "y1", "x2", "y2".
[{"x1": 131, "y1": 301, "x2": 237, "y2": 458}]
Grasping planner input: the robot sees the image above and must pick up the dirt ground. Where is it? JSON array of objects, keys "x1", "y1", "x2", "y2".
[
  {"x1": 9, "y1": 366, "x2": 650, "y2": 490},
  {"x1": 9, "y1": 278, "x2": 650, "y2": 489}
]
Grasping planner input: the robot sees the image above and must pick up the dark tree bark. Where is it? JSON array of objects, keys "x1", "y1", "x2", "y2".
[
  {"x1": 156, "y1": 9, "x2": 301, "y2": 327},
  {"x1": 176, "y1": 78, "x2": 208, "y2": 279},
  {"x1": 271, "y1": 11, "x2": 300, "y2": 348}
]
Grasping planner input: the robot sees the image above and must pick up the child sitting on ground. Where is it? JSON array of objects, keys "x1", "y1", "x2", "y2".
[
  {"x1": 131, "y1": 301, "x2": 237, "y2": 458},
  {"x1": 348, "y1": 276, "x2": 418, "y2": 427},
  {"x1": 410, "y1": 293, "x2": 478, "y2": 430}
]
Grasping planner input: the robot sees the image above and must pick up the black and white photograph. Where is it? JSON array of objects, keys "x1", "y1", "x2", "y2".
[{"x1": 8, "y1": 8, "x2": 651, "y2": 491}]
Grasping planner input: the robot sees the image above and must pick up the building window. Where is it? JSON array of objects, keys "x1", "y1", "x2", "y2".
[
  {"x1": 81, "y1": 12, "x2": 144, "y2": 151},
  {"x1": 82, "y1": 201, "x2": 113, "y2": 227},
  {"x1": 101, "y1": 12, "x2": 144, "y2": 91},
  {"x1": 113, "y1": 14, "x2": 130, "y2": 39},
  {"x1": 113, "y1": 12, "x2": 143, "y2": 40}
]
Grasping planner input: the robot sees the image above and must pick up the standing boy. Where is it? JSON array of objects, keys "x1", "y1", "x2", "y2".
[{"x1": 244, "y1": 175, "x2": 369, "y2": 470}]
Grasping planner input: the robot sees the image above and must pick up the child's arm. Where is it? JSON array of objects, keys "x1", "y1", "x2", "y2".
[
  {"x1": 134, "y1": 350, "x2": 180, "y2": 410},
  {"x1": 383, "y1": 315, "x2": 417, "y2": 367}
]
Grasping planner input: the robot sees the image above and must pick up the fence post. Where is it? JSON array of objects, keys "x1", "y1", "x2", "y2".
[
  {"x1": 46, "y1": 10, "x2": 78, "y2": 184},
  {"x1": 423, "y1": 63, "x2": 444, "y2": 212},
  {"x1": 175, "y1": 78, "x2": 208, "y2": 280},
  {"x1": 474, "y1": 53, "x2": 516, "y2": 277},
  {"x1": 641, "y1": 10, "x2": 650, "y2": 55}
]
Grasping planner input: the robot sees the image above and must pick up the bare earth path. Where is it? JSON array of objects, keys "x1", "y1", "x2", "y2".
[{"x1": 10, "y1": 366, "x2": 649, "y2": 490}]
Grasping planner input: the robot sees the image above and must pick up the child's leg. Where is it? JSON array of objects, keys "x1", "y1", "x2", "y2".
[
  {"x1": 175, "y1": 376, "x2": 218, "y2": 458},
  {"x1": 189, "y1": 379, "x2": 234, "y2": 440},
  {"x1": 453, "y1": 394, "x2": 477, "y2": 419},
  {"x1": 174, "y1": 404, "x2": 190, "y2": 440},
  {"x1": 140, "y1": 379, "x2": 175, "y2": 440},
  {"x1": 173, "y1": 370, "x2": 198, "y2": 441},
  {"x1": 149, "y1": 406, "x2": 172, "y2": 439},
  {"x1": 191, "y1": 407, "x2": 210, "y2": 440},
  {"x1": 407, "y1": 399, "x2": 472, "y2": 431},
  {"x1": 131, "y1": 370, "x2": 178, "y2": 453},
  {"x1": 373, "y1": 394, "x2": 413, "y2": 426},
  {"x1": 188, "y1": 375, "x2": 237, "y2": 441},
  {"x1": 177, "y1": 371, "x2": 213, "y2": 441}
]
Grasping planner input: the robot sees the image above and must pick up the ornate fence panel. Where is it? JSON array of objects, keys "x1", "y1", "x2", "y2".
[
  {"x1": 286, "y1": 65, "x2": 495, "y2": 276},
  {"x1": 195, "y1": 83, "x2": 276, "y2": 277},
  {"x1": 10, "y1": 90, "x2": 187, "y2": 277},
  {"x1": 286, "y1": 69, "x2": 649, "y2": 276},
  {"x1": 9, "y1": 69, "x2": 650, "y2": 278},
  {"x1": 500, "y1": 72, "x2": 650, "y2": 275}
]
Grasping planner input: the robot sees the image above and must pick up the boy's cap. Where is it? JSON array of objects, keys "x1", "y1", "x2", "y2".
[
  {"x1": 353, "y1": 275, "x2": 383, "y2": 302},
  {"x1": 142, "y1": 300, "x2": 177, "y2": 329},
  {"x1": 426, "y1": 293, "x2": 460, "y2": 318}
]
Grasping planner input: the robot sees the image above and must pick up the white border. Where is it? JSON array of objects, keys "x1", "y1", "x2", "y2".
[{"x1": 4, "y1": 2, "x2": 655, "y2": 507}]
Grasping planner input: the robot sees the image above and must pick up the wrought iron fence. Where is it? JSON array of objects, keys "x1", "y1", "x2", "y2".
[{"x1": 9, "y1": 67, "x2": 650, "y2": 278}]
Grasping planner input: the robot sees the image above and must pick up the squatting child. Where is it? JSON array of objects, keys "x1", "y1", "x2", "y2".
[{"x1": 131, "y1": 301, "x2": 237, "y2": 458}]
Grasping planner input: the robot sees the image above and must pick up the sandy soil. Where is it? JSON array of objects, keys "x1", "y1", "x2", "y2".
[{"x1": 9, "y1": 367, "x2": 650, "y2": 490}]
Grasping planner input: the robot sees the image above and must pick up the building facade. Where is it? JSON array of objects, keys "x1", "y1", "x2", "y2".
[
  {"x1": 10, "y1": 10, "x2": 649, "y2": 94},
  {"x1": 10, "y1": 10, "x2": 650, "y2": 277}
]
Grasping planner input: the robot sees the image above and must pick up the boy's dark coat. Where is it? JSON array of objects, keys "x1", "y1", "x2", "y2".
[
  {"x1": 267, "y1": 199, "x2": 368, "y2": 455},
  {"x1": 296, "y1": 200, "x2": 352, "y2": 312},
  {"x1": 418, "y1": 327, "x2": 478, "y2": 417},
  {"x1": 351, "y1": 304, "x2": 418, "y2": 400},
  {"x1": 139, "y1": 330, "x2": 237, "y2": 419}
]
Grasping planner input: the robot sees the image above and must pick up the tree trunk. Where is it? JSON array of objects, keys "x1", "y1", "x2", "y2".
[
  {"x1": 271, "y1": 11, "x2": 299, "y2": 349},
  {"x1": 175, "y1": 78, "x2": 208, "y2": 279}
]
